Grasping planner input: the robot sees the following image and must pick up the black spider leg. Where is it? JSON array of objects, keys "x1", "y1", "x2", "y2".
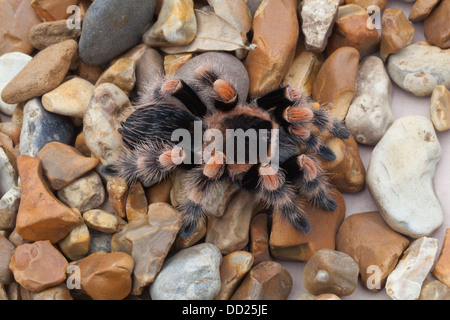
[
  {"x1": 281, "y1": 154, "x2": 337, "y2": 211},
  {"x1": 195, "y1": 66, "x2": 239, "y2": 112}
]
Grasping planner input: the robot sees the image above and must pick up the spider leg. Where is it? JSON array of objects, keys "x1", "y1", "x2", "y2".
[{"x1": 281, "y1": 154, "x2": 337, "y2": 211}]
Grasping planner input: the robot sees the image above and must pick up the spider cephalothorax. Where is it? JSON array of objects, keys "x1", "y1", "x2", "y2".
[{"x1": 113, "y1": 52, "x2": 350, "y2": 238}]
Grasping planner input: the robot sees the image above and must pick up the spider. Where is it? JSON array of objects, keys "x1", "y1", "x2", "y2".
[{"x1": 112, "y1": 53, "x2": 350, "y2": 238}]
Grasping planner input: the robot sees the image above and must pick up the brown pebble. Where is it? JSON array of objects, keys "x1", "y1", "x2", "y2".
[
  {"x1": 409, "y1": 0, "x2": 440, "y2": 22},
  {"x1": 107, "y1": 176, "x2": 129, "y2": 218},
  {"x1": 31, "y1": 0, "x2": 78, "y2": 21},
  {"x1": 380, "y1": 8, "x2": 415, "y2": 61},
  {"x1": 314, "y1": 293, "x2": 341, "y2": 300},
  {"x1": 249, "y1": 213, "x2": 272, "y2": 265},
  {"x1": 29, "y1": 19, "x2": 81, "y2": 51},
  {"x1": 125, "y1": 182, "x2": 148, "y2": 222},
  {"x1": 424, "y1": 0, "x2": 450, "y2": 49},
  {"x1": 433, "y1": 228, "x2": 450, "y2": 287}
]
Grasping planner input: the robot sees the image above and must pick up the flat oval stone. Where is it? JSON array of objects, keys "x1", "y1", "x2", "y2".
[
  {"x1": 0, "y1": 235, "x2": 15, "y2": 284},
  {"x1": 424, "y1": 0, "x2": 450, "y2": 49},
  {"x1": 58, "y1": 223, "x2": 90, "y2": 261},
  {"x1": 78, "y1": 0, "x2": 156, "y2": 66},
  {"x1": 29, "y1": 20, "x2": 82, "y2": 51},
  {"x1": 387, "y1": 42, "x2": 450, "y2": 97},
  {"x1": 367, "y1": 116, "x2": 443, "y2": 238}
]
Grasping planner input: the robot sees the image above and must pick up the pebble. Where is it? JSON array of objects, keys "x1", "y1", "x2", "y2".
[
  {"x1": 344, "y1": 0, "x2": 387, "y2": 10},
  {"x1": 249, "y1": 213, "x2": 272, "y2": 265},
  {"x1": 175, "y1": 216, "x2": 207, "y2": 249},
  {"x1": 205, "y1": 191, "x2": 260, "y2": 254},
  {"x1": 409, "y1": 0, "x2": 440, "y2": 21},
  {"x1": 386, "y1": 237, "x2": 439, "y2": 300},
  {"x1": 424, "y1": 0, "x2": 450, "y2": 49},
  {"x1": 312, "y1": 46, "x2": 359, "y2": 121},
  {"x1": 78, "y1": 0, "x2": 156, "y2": 66},
  {"x1": 95, "y1": 58, "x2": 137, "y2": 96},
  {"x1": 20, "y1": 98, "x2": 74, "y2": 157},
  {"x1": 106, "y1": 176, "x2": 128, "y2": 218},
  {"x1": 1, "y1": 40, "x2": 78, "y2": 105},
  {"x1": 0, "y1": 186, "x2": 20, "y2": 231},
  {"x1": 125, "y1": 182, "x2": 148, "y2": 222},
  {"x1": 231, "y1": 261, "x2": 293, "y2": 300},
  {"x1": 42, "y1": 77, "x2": 95, "y2": 118},
  {"x1": 77, "y1": 62, "x2": 104, "y2": 85},
  {"x1": 29, "y1": 20, "x2": 82, "y2": 51},
  {"x1": 31, "y1": 0, "x2": 78, "y2": 21},
  {"x1": 336, "y1": 211, "x2": 410, "y2": 290},
  {"x1": 345, "y1": 56, "x2": 394, "y2": 146},
  {"x1": 0, "y1": 52, "x2": 32, "y2": 116},
  {"x1": 367, "y1": 116, "x2": 443, "y2": 238},
  {"x1": 164, "y1": 53, "x2": 194, "y2": 78},
  {"x1": 58, "y1": 223, "x2": 90, "y2": 261},
  {"x1": 303, "y1": 249, "x2": 359, "y2": 296},
  {"x1": 326, "y1": 4, "x2": 380, "y2": 58},
  {"x1": 56, "y1": 171, "x2": 106, "y2": 213},
  {"x1": 215, "y1": 251, "x2": 254, "y2": 300},
  {"x1": 387, "y1": 42, "x2": 450, "y2": 97},
  {"x1": 0, "y1": 122, "x2": 21, "y2": 146},
  {"x1": 147, "y1": 178, "x2": 172, "y2": 204},
  {"x1": 9, "y1": 240, "x2": 68, "y2": 292},
  {"x1": 37, "y1": 141, "x2": 99, "y2": 190},
  {"x1": 75, "y1": 251, "x2": 134, "y2": 300},
  {"x1": 143, "y1": 0, "x2": 196, "y2": 47},
  {"x1": 318, "y1": 134, "x2": 366, "y2": 193},
  {"x1": 0, "y1": 235, "x2": 15, "y2": 284},
  {"x1": 380, "y1": 8, "x2": 415, "y2": 62},
  {"x1": 83, "y1": 209, "x2": 126, "y2": 234},
  {"x1": 270, "y1": 191, "x2": 345, "y2": 262},
  {"x1": 0, "y1": 0, "x2": 41, "y2": 55},
  {"x1": 0, "y1": 147, "x2": 17, "y2": 198},
  {"x1": 430, "y1": 85, "x2": 450, "y2": 132},
  {"x1": 150, "y1": 243, "x2": 222, "y2": 300},
  {"x1": 74, "y1": 132, "x2": 91, "y2": 157},
  {"x1": 207, "y1": 0, "x2": 252, "y2": 36},
  {"x1": 282, "y1": 42, "x2": 324, "y2": 96},
  {"x1": 89, "y1": 228, "x2": 113, "y2": 254},
  {"x1": 23, "y1": 283, "x2": 73, "y2": 300},
  {"x1": 15, "y1": 155, "x2": 83, "y2": 243},
  {"x1": 419, "y1": 279, "x2": 450, "y2": 300},
  {"x1": 83, "y1": 83, "x2": 132, "y2": 166},
  {"x1": 314, "y1": 293, "x2": 341, "y2": 300},
  {"x1": 300, "y1": 0, "x2": 340, "y2": 52},
  {"x1": 112, "y1": 203, "x2": 182, "y2": 295},
  {"x1": 433, "y1": 228, "x2": 450, "y2": 287},
  {"x1": 244, "y1": 0, "x2": 299, "y2": 98}
]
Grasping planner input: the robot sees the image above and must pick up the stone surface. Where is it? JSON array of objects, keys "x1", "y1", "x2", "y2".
[
  {"x1": 244, "y1": 0, "x2": 299, "y2": 98},
  {"x1": 175, "y1": 216, "x2": 207, "y2": 249},
  {"x1": 409, "y1": 0, "x2": 440, "y2": 21},
  {"x1": 419, "y1": 279, "x2": 450, "y2": 300},
  {"x1": 303, "y1": 249, "x2": 359, "y2": 296},
  {"x1": 367, "y1": 116, "x2": 443, "y2": 238},
  {"x1": 58, "y1": 223, "x2": 90, "y2": 261},
  {"x1": 387, "y1": 42, "x2": 450, "y2": 97},
  {"x1": 106, "y1": 177, "x2": 128, "y2": 218},
  {"x1": 215, "y1": 251, "x2": 254, "y2": 300},
  {"x1": 112, "y1": 203, "x2": 182, "y2": 295},
  {"x1": 433, "y1": 228, "x2": 450, "y2": 287},
  {"x1": 143, "y1": 0, "x2": 196, "y2": 47},
  {"x1": 164, "y1": 53, "x2": 194, "y2": 78},
  {"x1": 9, "y1": 240, "x2": 68, "y2": 292},
  {"x1": 326, "y1": 4, "x2": 380, "y2": 58},
  {"x1": 318, "y1": 134, "x2": 366, "y2": 193},
  {"x1": 78, "y1": 0, "x2": 155, "y2": 66},
  {"x1": 0, "y1": 0, "x2": 41, "y2": 55},
  {"x1": 270, "y1": 191, "x2": 345, "y2": 262},
  {"x1": 386, "y1": 237, "x2": 439, "y2": 300},
  {"x1": 75, "y1": 251, "x2": 134, "y2": 300},
  {"x1": 380, "y1": 8, "x2": 415, "y2": 61},
  {"x1": 314, "y1": 293, "x2": 341, "y2": 300},
  {"x1": 312, "y1": 46, "x2": 359, "y2": 121},
  {"x1": 231, "y1": 261, "x2": 292, "y2": 300},
  {"x1": 150, "y1": 243, "x2": 222, "y2": 300},
  {"x1": 249, "y1": 213, "x2": 272, "y2": 265},
  {"x1": 20, "y1": 98, "x2": 74, "y2": 157},
  {"x1": 16, "y1": 155, "x2": 83, "y2": 243},
  {"x1": 345, "y1": 56, "x2": 394, "y2": 145},
  {"x1": 300, "y1": 0, "x2": 339, "y2": 52},
  {"x1": 344, "y1": 0, "x2": 387, "y2": 10},
  {"x1": 42, "y1": 77, "x2": 95, "y2": 118},
  {"x1": 83, "y1": 209, "x2": 126, "y2": 234},
  {"x1": 430, "y1": 85, "x2": 450, "y2": 132},
  {"x1": 206, "y1": 191, "x2": 260, "y2": 254},
  {"x1": 147, "y1": 178, "x2": 172, "y2": 204},
  {"x1": 77, "y1": 62, "x2": 103, "y2": 85},
  {"x1": 83, "y1": 83, "x2": 132, "y2": 166},
  {"x1": 57, "y1": 171, "x2": 106, "y2": 213},
  {"x1": 96, "y1": 58, "x2": 136, "y2": 96},
  {"x1": 0, "y1": 235, "x2": 15, "y2": 284},
  {"x1": 0, "y1": 147, "x2": 17, "y2": 199},
  {"x1": 336, "y1": 211, "x2": 410, "y2": 290},
  {"x1": 31, "y1": 0, "x2": 78, "y2": 21},
  {"x1": 37, "y1": 141, "x2": 99, "y2": 190},
  {"x1": 89, "y1": 228, "x2": 113, "y2": 254},
  {"x1": 0, "y1": 52, "x2": 32, "y2": 116},
  {"x1": 0, "y1": 122, "x2": 20, "y2": 146},
  {"x1": 1, "y1": 40, "x2": 78, "y2": 105},
  {"x1": 282, "y1": 41, "x2": 324, "y2": 96},
  {"x1": 424, "y1": 0, "x2": 450, "y2": 49},
  {"x1": 29, "y1": 20, "x2": 82, "y2": 51},
  {"x1": 24, "y1": 283, "x2": 73, "y2": 300},
  {"x1": 126, "y1": 182, "x2": 148, "y2": 222},
  {"x1": 207, "y1": 0, "x2": 252, "y2": 35},
  {"x1": 0, "y1": 186, "x2": 21, "y2": 231}
]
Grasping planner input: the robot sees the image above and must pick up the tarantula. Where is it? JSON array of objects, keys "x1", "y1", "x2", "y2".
[{"x1": 112, "y1": 53, "x2": 350, "y2": 238}]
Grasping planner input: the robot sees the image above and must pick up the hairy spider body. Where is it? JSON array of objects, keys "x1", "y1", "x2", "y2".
[{"x1": 113, "y1": 53, "x2": 350, "y2": 238}]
